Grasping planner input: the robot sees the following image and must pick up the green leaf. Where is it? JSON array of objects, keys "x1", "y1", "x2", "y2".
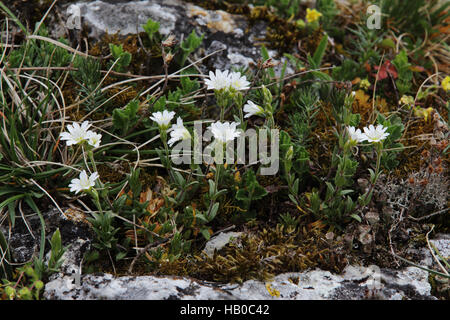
[
  {"x1": 178, "y1": 30, "x2": 204, "y2": 66},
  {"x1": 129, "y1": 168, "x2": 142, "y2": 197},
  {"x1": 310, "y1": 191, "x2": 321, "y2": 214},
  {"x1": 339, "y1": 189, "x2": 354, "y2": 196},
  {"x1": 0, "y1": 194, "x2": 26, "y2": 212},
  {"x1": 392, "y1": 50, "x2": 412, "y2": 95},
  {"x1": 109, "y1": 44, "x2": 132, "y2": 71},
  {"x1": 261, "y1": 45, "x2": 275, "y2": 78},
  {"x1": 48, "y1": 228, "x2": 66, "y2": 273},
  {"x1": 180, "y1": 74, "x2": 200, "y2": 94},
  {"x1": 173, "y1": 171, "x2": 185, "y2": 186},
  {"x1": 8, "y1": 202, "x2": 16, "y2": 228},
  {"x1": 288, "y1": 194, "x2": 299, "y2": 206},
  {"x1": 312, "y1": 34, "x2": 328, "y2": 68},
  {"x1": 50, "y1": 229, "x2": 62, "y2": 253},
  {"x1": 213, "y1": 189, "x2": 228, "y2": 200},
  {"x1": 236, "y1": 169, "x2": 268, "y2": 202},
  {"x1": 196, "y1": 213, "x2": 209, "y2": 224},
  {"x1": 208, "y1": 180, "x2": 215, "y2": 198},
  {"x1": 0, "y1": 1, "x2": 28, "y2": 35},
  {"x1": 142, "y1": 18, "x2": 160, "y2": 41},
  {"x1": 209, "y1": 203, "x2": 220, "y2": 221},
  {"x1": 200, "y1": 228, "x2": 211, "y2": 241},
  {"x1": 345, "y1": 196, "x2": 354, "y2": 213},
  {"x1": 112, "y1": 100, "x2": 140, "y2": 134},
  {"x1": 116, "y1": 251, "x2": 127, "y2": 261}
]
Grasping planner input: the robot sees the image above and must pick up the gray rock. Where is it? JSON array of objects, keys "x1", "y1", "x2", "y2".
[
  {"x1": 46, "y1": 238, "x2": 91, "y2": 278},
  {"x1": 44, "y1": 273, "x2": 235, "y2": 300},
  {"x1": 66, "y1": 0, "x2": 182, "y2": 38},
  {"x1": 203, "y1": 231, "x2": 243, "y2": 258},
  {"x1": 59, "y1": 0, "x2": 273, "y2": 71},
  {"x1": 224, "y1": 270, "x2": 343, "y2": 300},
  {"x1": 44, "y1": 264, "x2": 437, "y2": 300},
  {"x1": 419, "y1": 233, "x2": 450, "y2": 268},
  {"x1": 226, "y1": 266, "x2": 435, "y2": 300},
  {"x1": 0, "y1": 206, "x2": 92, "y2": 264}
]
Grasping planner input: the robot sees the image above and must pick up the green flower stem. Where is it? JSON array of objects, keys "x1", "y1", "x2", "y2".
[
  {"x1": 374, "y1": 142, "x2": 383, "y2": 181},
  {"x1": 81, "y1": 145, "x2": 90, "y2": 172},
  {"x1": 205, "y1": 163, "x2": 221, "y2": 220},
  {"x1": 215, "y1": 163, "x2": 222, "y2": 194},
  {"x1": 361, "y1": 142, "x2": 383, "y2": 207},
  {"x1": 87, "y1": 149, "x2": 98, "y2": 174},
  {"x1": 87, "y1": 147, "x2": 113, "y2": 209},
  {"x1": 349, "y1": 142, "x2": 384, "y2": 215},
  {"x1": 220, "y1": 106, "x2": 225, "y2": 122},
  {"x1": 89, "y1": 189, "x2": 103, "y2": 214},
  {"x1": 160, "y1": 129, "x2": 176, "y2": 183},
  {"x1": 234, "y1": 92, "x2": 246, "y2": 131},
  {"x1": 206, "y1": 147, "x2": 223, "y2": 219},
  {"x1": 216, "y1": 89, "x2": 231, "y2": 121},
  {"x1": 237, "y1": 106, "x2": 245, "y2": 130},
  {"x1": 267, "y1": 113, "x2": 275, "y2": 129}
]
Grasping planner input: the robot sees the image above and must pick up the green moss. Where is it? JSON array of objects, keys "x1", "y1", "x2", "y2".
[{"x1": 150, "y1": 225, "x2": 348, "y2": 284}]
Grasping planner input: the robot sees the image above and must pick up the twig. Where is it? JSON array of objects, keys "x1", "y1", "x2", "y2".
[
  {"x1": 127, "y1": 237, "x2": 170, "y2": 274},
  {"x1": 426, "y1": 225, "x2": 449, "y2": 276},
  {"x1": 107, "y1": 249, "x2": 116, "y2": 275},
  {"x1": 388, "y1": 249, "x2": 450, "y2": 279},
  {"x1": 211, "y1": 225, "x2": 236, "y2": 237},
  {"x1": 388, "y1": 207, "x2": 405, "y2": 267},
  {"x1": 408, "y1": 207, "x2": 449, "y2": 222}
]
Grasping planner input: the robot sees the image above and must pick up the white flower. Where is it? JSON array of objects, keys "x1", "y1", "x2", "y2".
[
  {"x1": 229, "y1": 72, "x2": 250, "y2": 91},
  {"x1": 86, "y1": 131, "x2": 102, "y2": 148},
  {"x1": 60, "y1": 121, "x2": 102, "y2": 148},
  {"x1": 204, "y1": 69, "x2": 232, "y2": 91},
  {"x1": 362, "y1": 124, "x2": 390, "y2": 143},
  {"x1": 347, "y1": 126, "x2": 365, "y2": 143},
  {"x1": 204, "y1": 70, "x2": 250, "y2": 92},
  {"x1": 243, "y1": 100, "x2": 265, "y2": 118},
  {"x1": 209, "y1": 121, "x2": 241, "y2": 144},
  {"x1": 69, "y1": 170, "x2": 99, "y2": 194},
  {"x1": 150, "y1": 110, "x2": 175, "y2": 129},
  {"x1": 60, "y1": 121, "x2": 92, "y2": 146},
  {"x1": 168, "y1": 117, "x2": 191, "y2": 147}
]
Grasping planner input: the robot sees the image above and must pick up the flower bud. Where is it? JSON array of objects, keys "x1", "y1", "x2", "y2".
[
  {"x1": 5, "y1": 286, "x2": 15, "y2": 299},
  {"x1": 162, "y1": 34, "x2": 177, "y2": 47},
  {"x1": 296, "y1": 19, "x2": 306, "y2": 29},
  {"x1": 286, "y1": 145, "x2": 294, "y2": 161},
  {"x1": 164, "y1": 52, "x2": 174, "y2": 65},
  {"x1": 18, "y1": 287, "x2": 31, "y2": 299},
  {"x1": 35, "y1": 280, "x2": 44, "y2": 290},
  {"x1": 261, "y1": 85, "x2": 272, "y2": 106},
  {"x1": 25, "y1": 266, "x2": 35, "y2": 277}
]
